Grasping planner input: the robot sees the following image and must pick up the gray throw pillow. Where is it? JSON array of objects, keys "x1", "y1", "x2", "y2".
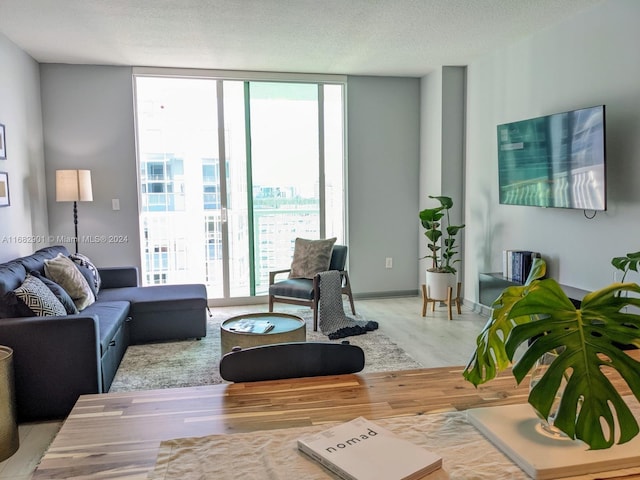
[
  {"x1": 44, "y1": 253, "x2": 95, "y2": 310},
  {"x1": 289, "y1": 237, "x2": 337, "y2": 279}
]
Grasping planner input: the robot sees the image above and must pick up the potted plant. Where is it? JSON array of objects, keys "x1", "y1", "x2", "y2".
[
  {"x1": 419, "y1": 195, "x2": 465, "y2": 300},
  {"x1": 611, "y1": 250, "x2": 640, "y2": 282},
  {"x1": 463, "y1": 257, "x2": 640, "y2": 450}
]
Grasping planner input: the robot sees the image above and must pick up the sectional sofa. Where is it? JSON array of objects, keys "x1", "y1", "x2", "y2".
[{"x1": 0, "y1": 246, "x2": 207, "y2": 421}]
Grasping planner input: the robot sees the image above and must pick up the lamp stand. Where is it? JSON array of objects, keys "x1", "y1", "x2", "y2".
[{"x1": 73, "y1": 200, "x2": 79, "y2": 254}]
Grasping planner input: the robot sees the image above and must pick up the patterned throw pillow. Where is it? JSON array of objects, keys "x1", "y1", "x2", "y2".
[
  {"x1": 70, "y1": 253, "x2": 101, "y2": 293},
  {"x1": 14, "y1": 274, "x2": 67, "y2": 317},
  {"x1": 289, "y1": 237, "x2": 337, "y2": 279},
  {"x1": 44, "y1": 253, "x2": 95, "y2": 310}
]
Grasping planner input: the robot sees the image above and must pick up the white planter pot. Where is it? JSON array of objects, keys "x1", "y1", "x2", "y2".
[{"x1": 425, "y1": 271, "x2": 457, "y2": 301}]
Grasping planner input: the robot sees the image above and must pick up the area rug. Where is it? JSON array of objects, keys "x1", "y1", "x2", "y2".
[{"x1": 109, "y1": 308, "x2": 422, "y2": 392}]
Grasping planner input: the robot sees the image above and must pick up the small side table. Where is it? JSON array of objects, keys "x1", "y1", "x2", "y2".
[
  {"x1": 0, "y1": 345, "x2": 19, "y2": 462},
  {"x1": 220, "y1": 312, "x2": 306, "y2": 355},
  {"x1": 421, "y1": 282, "x2": 462, "y2": 320}
]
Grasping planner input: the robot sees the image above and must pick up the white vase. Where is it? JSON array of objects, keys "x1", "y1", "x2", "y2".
[{"x1": 425, "y1": 271, "x2": 456, "y2": 301}]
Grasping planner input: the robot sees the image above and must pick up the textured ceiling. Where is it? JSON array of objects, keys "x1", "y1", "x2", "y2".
[{"x1": 0, "y1": 0, "x2": 604, "y2": 76}]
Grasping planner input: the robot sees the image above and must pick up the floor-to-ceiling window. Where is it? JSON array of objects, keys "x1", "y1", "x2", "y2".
[{"x1": 133, "y1": 70, "x2": 346, "y2": 301}]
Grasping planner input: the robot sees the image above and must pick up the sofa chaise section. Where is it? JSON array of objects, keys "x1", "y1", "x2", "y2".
[{"x1": 97, "y1": 284, "x2": 207, "y2": 344}]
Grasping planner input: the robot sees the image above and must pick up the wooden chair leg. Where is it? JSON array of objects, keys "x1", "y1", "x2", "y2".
[
  {"x1": 313, "y1": 305, "x2": 318, "y2": 331},
  {"x1": 421, "y1": 284, "x2": 427, "y2": 317},
  {"x1": 313, "y1": 276, "x2": 320, "y2": 331},
  {"x1": 341, "y1": 271, "x2": 356, "y2": 314},
  {"x1": 346, "y1": 293, "x2": 356, "y2": 315},
  {"x1": 268, "y1": 295, "x2": 274, "y2": 312}
]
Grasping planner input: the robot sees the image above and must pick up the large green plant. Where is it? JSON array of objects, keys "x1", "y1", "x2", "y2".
[
  {"x1": 463, "y1": 259, "x2": 640, "y2": 450},
  {"x1": 419, "y1": 195, "x2": 465, "y2": 274}
]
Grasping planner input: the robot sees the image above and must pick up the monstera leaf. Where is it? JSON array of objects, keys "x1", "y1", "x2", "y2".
[
  {"x1": 464, "y1": 275, "x2": 640, "y2": 450},
  {"x1": 463, "y1": 258, "x2": 547, "y2": 386}
]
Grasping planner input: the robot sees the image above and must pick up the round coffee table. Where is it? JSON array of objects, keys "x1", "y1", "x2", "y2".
[{"x1": 220, "y1": 312, "x2": 306, "y2": 355}]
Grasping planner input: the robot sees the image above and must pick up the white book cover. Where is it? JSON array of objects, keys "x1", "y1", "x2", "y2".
[
  {"x1": 297, "y1": 417, "x2": 442, "y2": 480},
  {"x1": 228, "y1": 319, "x2": 274, "y2": 333}
]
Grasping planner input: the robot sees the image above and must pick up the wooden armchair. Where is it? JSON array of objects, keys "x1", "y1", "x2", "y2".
[{"x1": 268, "y1": 244, "x2": 356, "y2": 331}]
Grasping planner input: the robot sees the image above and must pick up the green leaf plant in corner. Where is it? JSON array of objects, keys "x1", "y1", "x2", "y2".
[
  {"x1": 612, "y1": 251, "x2": 640, "y2": 283},
  {"x1": 419, "y1": 195, "x2": 465, "y2": 274},
  {"x1": 463, "y1": 257, "x2": 640, "y2": 450}
]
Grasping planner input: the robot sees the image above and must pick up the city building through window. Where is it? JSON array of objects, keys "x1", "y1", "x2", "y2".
[{"x1": 134, "y1": 73, "x2": 346, "y2": 301}]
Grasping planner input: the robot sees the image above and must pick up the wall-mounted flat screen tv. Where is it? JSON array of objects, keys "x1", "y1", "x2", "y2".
[{"x1": 497, "y1": 105, "x2": 606, "y2": 211}]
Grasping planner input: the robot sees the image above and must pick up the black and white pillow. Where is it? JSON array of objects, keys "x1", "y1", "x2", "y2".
[
  {"x1": 70, "y1": 253, "x2": 101, "y2": 293},
  {"x1": 13, "y1": 274, "x2": 67, "y2": 317}
]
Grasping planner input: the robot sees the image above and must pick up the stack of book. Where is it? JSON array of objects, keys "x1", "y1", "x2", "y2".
[
  {"x1": 228, "y1": 319, "x2": 275, "y2": 334},
  {"x1": 502, "y1": 250, "x2": 541, "y2": 283},
  {"x1": 298, "y1": 416, "x2": 442, "y2": 480}
]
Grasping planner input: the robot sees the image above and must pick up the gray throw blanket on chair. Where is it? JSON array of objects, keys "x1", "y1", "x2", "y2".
[{"x1": 317, "y1": 270, "x2": 378, "y2": 339}]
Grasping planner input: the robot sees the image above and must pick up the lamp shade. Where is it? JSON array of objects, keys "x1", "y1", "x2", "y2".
[{"x1": 56, "y1": 169, "x2": 93, "y2": 202}]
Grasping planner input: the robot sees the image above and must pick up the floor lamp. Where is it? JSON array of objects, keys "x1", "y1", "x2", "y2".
[{"x1": 56, "y1": 169, "x2": 93, "y2": 254}]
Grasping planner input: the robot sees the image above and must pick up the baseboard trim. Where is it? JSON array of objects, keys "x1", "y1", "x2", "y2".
[
  {"x1": 207, "y1": 292, "x2": 492, "y2": 315},
  {"x1": 208, "y1": 296, "x2": 268, "y2": 307},
  {"x1": 353, "y1": 290, "x2": 419, "y2": 300},
  {"x1": 467, "y1": 300, "x2": 493, "y2": 317}
]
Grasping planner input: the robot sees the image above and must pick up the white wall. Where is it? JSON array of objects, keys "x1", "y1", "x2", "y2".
[
  {"x1": 40, "y1": 65, "x2": 141, "y2": 269},
  {"x1": 463, "y1": 0, "x2": 640, "y2": 299},
  {"x1": 347, "y1": 76, "x2": 421, "y2": 296},
  {"x1": 419, "y1": 67, "x2": 466, "y2": 287},
  {"x1": 37, "y1": 69, "x2": 422, "y2": 296},
  {"x1": 0, "y1": 34, "x2": 48, "y2": 262}
]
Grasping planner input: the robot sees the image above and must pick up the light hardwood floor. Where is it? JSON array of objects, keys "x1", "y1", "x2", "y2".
[{"x1": 0, "y1": 295, "x2": 488, "y2": 479}]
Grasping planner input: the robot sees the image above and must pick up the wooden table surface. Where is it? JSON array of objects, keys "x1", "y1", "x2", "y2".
[{"x1": 33, "y1": 352, "x2": 640, "y2": 480}]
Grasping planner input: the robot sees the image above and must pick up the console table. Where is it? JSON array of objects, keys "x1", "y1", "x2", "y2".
[{"x1": 478, "y1": 272, "x2": 589, "y2": 308}]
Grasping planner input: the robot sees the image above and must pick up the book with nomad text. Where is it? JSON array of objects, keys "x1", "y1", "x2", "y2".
[{"x1": 297, "y1": 416, "x2": 442, "y2": 480}]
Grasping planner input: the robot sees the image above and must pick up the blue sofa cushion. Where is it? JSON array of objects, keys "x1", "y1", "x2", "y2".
[
  {"x1": 0, "y1": 262, "x2": 28, "y2": 318},
  {"x1": 98, "y1": 284, "x2": 207, "y2": 313},
  {"x1": 17, "y1": 246, "x2": 70, "y2": 275},
  {"x1": 81, "y1": 300, "x2": 130, "y2": 355},
  {"x1": 0, "y1": 261, "x2": 27, "y2": 298}
]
